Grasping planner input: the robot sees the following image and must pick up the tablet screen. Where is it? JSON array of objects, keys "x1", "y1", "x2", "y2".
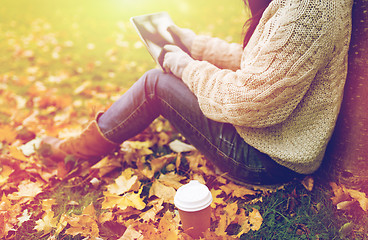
[{"x1": 130, "y1": 12, "x2": 175, "y2": 65}]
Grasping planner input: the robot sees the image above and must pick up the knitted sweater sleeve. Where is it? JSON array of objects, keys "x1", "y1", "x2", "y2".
[
  {"x1": 190, "y1": 36, "x2": 243, "y2": 71},
  {"x1": 182, "y1": 1, "x2": 336, "y2": 128}
]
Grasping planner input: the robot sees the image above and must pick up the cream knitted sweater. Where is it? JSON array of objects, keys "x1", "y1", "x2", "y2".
[{"x1": 181, "y1": 0, "x2": 353, "y2": 174}]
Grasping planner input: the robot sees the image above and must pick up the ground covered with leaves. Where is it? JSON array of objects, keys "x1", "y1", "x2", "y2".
[{"x1": 1, "y1": 0, "x2": 368, "y2": 239}]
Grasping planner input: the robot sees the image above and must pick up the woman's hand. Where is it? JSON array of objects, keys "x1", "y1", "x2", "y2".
[
  {"x1": 162, "y1": 45, "x2": 194, "y2": 79},
  {"x1": 167, "y1": 25, "x2": 196, "y2": 54}
]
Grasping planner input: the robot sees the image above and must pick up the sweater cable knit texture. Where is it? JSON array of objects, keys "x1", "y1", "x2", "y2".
[{"x1": 182, "y1": 0, "x2": 353, "y2": 174}]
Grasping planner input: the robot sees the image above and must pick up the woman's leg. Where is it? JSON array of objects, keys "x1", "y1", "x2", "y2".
[{"x1": 98, "y1": 69, "x2": 300, "y2": 185}]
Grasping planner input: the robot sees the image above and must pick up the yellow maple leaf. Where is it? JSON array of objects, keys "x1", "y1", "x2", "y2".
[
  {"x1": 236, "y1": 209, "x2": 251, "y2": 237},
  {"x1": 157, "y1": 172, "x2": 185, "y2": 189},
  {"x1": 106, "y1": 168, "x2": 139, "y2": 195},
  {"x1": 140, "y1": 199, "x2": 164, "y2": 222},
  {"x1": 82, "y1": 203, "x2": 97, "y2": 219},
  {"x1": 185, "y1": 152, "x2": 207, "y2": 171},
  {"x1": 149, "y1": 180, "x2": 176, "y2": 203},
  {"x1": 215, "y1": 212, "x2": 228, "y2": 236},
  {"x1": 150, "y1": 153, "x2": 176, "y2": 174},
  {"x1": 41, "y1": 198, "x2": 56, "y2": 212},
  {"x1": 158, "y1": 211, "x2": 179, "y2": 239},
  {"x1": 119, "y1": 225, "x2": 143, "y2": 240},
  {"x1": 211, "y1": 189, "x2": 225, "y2": 208},
  {"x1": 63, "y1": 203, "x2": 99, "y2": 238},
  {"x1": 65, "y1": 214, "x2": 99, "y2": 238},
  {"x1": 17, "y1": 209, "x2": 32, "y2": 227},
  {"x1": 34, "y1": 199, "x2": 58, "y2": 233},
  {"x1": 8, "y1": 180, "x2": 43, "y2": 200},
  {"x1": 91, "y1": 156, "x2": 122, "y2": 177},
  {"x1": 0, "y1": 194, "x2": 21, "y2": 238},
  {"x1": 102, "y1": 187, "x2": 146, "y2": 210},
  {"x1": 249, "y1": 208, "x2": 263, "y2": 231},
  {"x1": 215, "y1": 202, "x2": 238, "y2": 236},
  {"x1": 235, "y1": 208, "x2": 263, "y2": 237},
  {"x1": 34, "y1": 210, "x2": 58, "y2": 233},
  {"x1": 224, "y1": 201, "x2": 238, "y2": 223},
  {"x1": 220, "y1": 182, "x2": 257, "y2": 198},
  {"x1": 126, "y1": 140, "x2": 154, "y2": 155}
]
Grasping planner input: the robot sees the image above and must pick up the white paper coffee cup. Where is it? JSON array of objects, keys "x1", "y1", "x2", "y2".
[{"x1": 174, "y1": 180, "x2": 213, "y2": 238}]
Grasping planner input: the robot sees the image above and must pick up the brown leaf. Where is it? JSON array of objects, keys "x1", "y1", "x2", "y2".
[
  {"x1": 336, "y1": 200, "x2": 355, "y2": 210},
  {"x1": 330, "y1": 182, "x2": 368, "y2": 211},
  {"x1": 345, "y1": 188, "x2": 368, "y2": 211},
  {"x1": 301, "y1": 176, "x2": 314, "y2": 191},
  {"x1": 330, "y1": 182, "x2": 350, "y2": 205}
]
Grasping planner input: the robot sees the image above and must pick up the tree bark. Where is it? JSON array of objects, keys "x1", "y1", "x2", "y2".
[{"x1": 325, "y1": 0, "x2": 368, "y2": 192}]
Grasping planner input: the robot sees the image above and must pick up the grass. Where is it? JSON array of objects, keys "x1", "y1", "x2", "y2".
[{"x1": 1, "y1": 0, "x2": 367, "y2": 239}]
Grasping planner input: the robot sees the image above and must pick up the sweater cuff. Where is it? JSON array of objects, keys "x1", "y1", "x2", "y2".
[
  {"x1": 191, "y1": 35, "x2": 211, "y2": 61},
  {"x1": 182, "y1": 60, "x2": 198, "y2": 91}
]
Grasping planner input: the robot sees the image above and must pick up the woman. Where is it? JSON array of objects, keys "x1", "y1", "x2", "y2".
[{"x1": 42, "y1": 0, "x2": 353, "y2": 185}]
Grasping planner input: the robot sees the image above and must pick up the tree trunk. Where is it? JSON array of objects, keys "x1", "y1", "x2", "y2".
[{"x1": 325, "y1": 0, "x2": 368, "y2": 192}]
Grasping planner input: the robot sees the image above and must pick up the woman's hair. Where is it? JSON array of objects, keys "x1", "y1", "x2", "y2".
[{"x1": 242, "y1": 0, "x2": 272, "y2": 48}]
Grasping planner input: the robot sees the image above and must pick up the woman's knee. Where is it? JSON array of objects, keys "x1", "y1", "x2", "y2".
[{"x1": 140, "y1": 69, "x2": 181, "y2": 95}]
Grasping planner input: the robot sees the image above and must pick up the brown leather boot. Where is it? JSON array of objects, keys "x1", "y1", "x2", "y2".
[{"x1": 41, "y1": 112, "x2": 118, "y2": 166}]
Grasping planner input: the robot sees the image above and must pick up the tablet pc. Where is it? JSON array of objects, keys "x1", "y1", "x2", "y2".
[{"x1": 130, "y1": 12, "x2": 175, "y2": 68}]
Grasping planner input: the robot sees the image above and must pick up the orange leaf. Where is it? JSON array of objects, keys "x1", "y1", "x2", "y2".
[
  {"x1": 0, "y1": 125, "x2": 17, "y2": 143},
  {"x1": 0, "y1": 165, "x2": 14, "y2": 186},
  {"x1": 8, "y1": 146, "x2": 29, "y2": 162}
]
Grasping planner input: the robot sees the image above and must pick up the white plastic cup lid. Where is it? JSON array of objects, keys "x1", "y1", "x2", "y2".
[{"x1": 174, "y1": 180, "x2": 213, "y2": 212}]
